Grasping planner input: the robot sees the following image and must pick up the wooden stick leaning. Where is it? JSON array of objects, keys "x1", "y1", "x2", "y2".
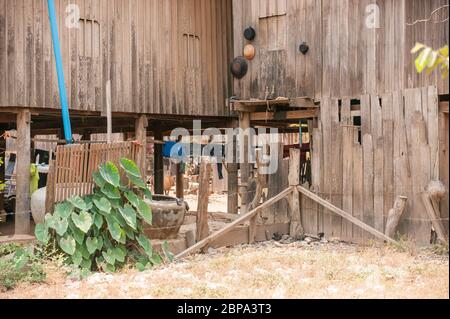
[
  {"x1": 296, "y1": 186, "x2": 399, "y2": 245},
  {"x1": 175, "y1": 186, "x2": 295, "y2": 260}
]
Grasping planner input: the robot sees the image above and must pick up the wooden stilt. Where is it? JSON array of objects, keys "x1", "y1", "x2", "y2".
[
  {"x1": 15, "y1": 110, "x2": 31, "y2": 235},
  {"x1": 135, "y1": 115, "x2": 148, "y2": 180},
  {"x1": 227, "y1": 120, "x2": 239, "y2": 215},
  {"x1": 239, "y1": 112, "x2": 251, "y2": 215},
  {"x1": 196, "y1": 159, "x2": 211, "y2": 243},
  {"x1": 154, "y1": 123, "x2": 164, "y2": 195}
]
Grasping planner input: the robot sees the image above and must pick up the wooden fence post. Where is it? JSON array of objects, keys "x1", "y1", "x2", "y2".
[
  {"x1": 135, "y1": 115, "x2": 148, "y2": 180},
  {"x1": 15, "y1": 110, "x2": 31, "y2": 235},
  {"x1": 289, "y1": 148, "x2": 304, "y2": 239},
  {"x1": 196, "y1": 159, "x2": 211, "y2": 243}
]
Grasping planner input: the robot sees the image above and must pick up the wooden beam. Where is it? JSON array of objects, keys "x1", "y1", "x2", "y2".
[
  {"x1": 15, "y1": 110, "x2": 31, "y2": 235},
  {"x1": 289, "y1": 97, "x2": 317, "y2": 108},
  {"x1": 296, "y1": 185, "x2": 399, "y2": 245},
  {"x1": 385, "y1": 196, "x2": 408, "y2": 239},
  {"x1": 250, "y1": 109, "x2": 319, "y2": 121},
  {"x1": 175, "y1": 186, "x2": 294, "y2": 259},
  {"x1": 439, "y1": 101, "x2": 449, "y2": 114}
]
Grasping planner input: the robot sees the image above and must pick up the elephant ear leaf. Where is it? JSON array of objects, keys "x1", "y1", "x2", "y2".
[
  {"x1": 86, "y1": 237, "x2": 99, "y2": 255},
  {"x1": 136, "y1": 235, "x2": 153, "y2": 257},
  {"x1": 59, "y1": 236, "x2": 76, "y2": 256},
  {"x1": 35, "y1": 224, "x2": 50, "y2": 245},
  {"x1": 137, "y1": 200, "x2": 152, "y2": 225},
  {"x1": 54, "y1": 218, "x2": 69, "y2": 236},
  {"x1": 99, "y1": 162, "x2": 120, "y2": 187},
  {"x1": 71, "y1": 212, "x2": 93, "y2": 234},
  {"x1": 93, "y1": 171, "x2": 106, "y2": 188},
  {"x1": 93, "y1": 197, "x2": 112, "y2": 214},
  {"x1": 55, "y1": 202, "x2": 73, "y2": 219},
  {"x1": 119, "y1": 205, "x2": 137, "y2": 230},
  {"x1": 120, "y1": 158, "x2": 141, "y2": 178},
  {"x1": 67, "y1": 195, "x2": 88, "y2": 211},
  {"x1": 124, "y1": 191, "x2": 140, "y2": 208}
]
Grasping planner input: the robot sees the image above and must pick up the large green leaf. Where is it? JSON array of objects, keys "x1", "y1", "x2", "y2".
[
  {"x1": 142, "y1": 188, "x2": 153, "y2": 200},
  {"x1": 137, "y1": 200, "x2": 152, "y2": 225},
  {"x1": 35, "y1": 224, "x2": 50, "y2": 245},
  {"x1": 44, "y1": 213, "x2": 56, "y2": 229},
  {"x1": 93, "y1": 197, "x2": 111, "y2": 214},
  {"x1": 69, "y1": 221, "x2": 85, "y2": 245},
  {"x1": 127, "y1": 174, "x2": 146, "y2": 189},
  {"x1": 120, "y1": 158, "x2": 142, "y2": 178},
  {"x1": 92, "y1": 171, "x2": 106, "y2": 188},
  {"x1": 119, "y1": 204, "x2": 137, "y2": 230},
  {"x1": 71, "y1": 211, "x2": 93, "y2": 234},
  {"x1": 67, "y1": 195, "x2": 88, "y2": 211},
  {"x1": 99, "y1": 162, "x2": 120, "y2": 187},
  {"x1": 106, "y1": 217, "x2": 124, "y2": 243},
  {"x1": 101, "y1": 184, "x2": 121, "y2": 200},
  {"x1": 71, "y1": 249, "x2": 83, "y2": 266},
  {"x1": 113, "y1": 246, "x2": 127, "y2": 263},
  {"x1": 54, "y1": 202, "x2": 73, "y2": 219},
  {"x1": 94, "y1": 214, "x2": 104, "y2": 229},
  {"x1": 136, "y1": 235, "x2": 153, "y2": 257},
  {"x1": 54, "y1": 218, "x2": 69, "y2": 237},
  {"x1": 59, "y1": 236, "x2": 76, "y2": 255},
  {"x1": 81, "y1": 259, "x2": 92, "y2": 272},
  {"x1": 86, "y1": 237, "x2": 99, "y2": 255},
  {"x1": 102, "y1": 249, "x2": 116, "y2": 265},
  {"x1": 124, "y1": 191, "x2": 140, "y2": 208}
]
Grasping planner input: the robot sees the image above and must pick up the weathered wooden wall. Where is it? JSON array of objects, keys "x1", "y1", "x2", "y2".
[
  {"x1": 0, "y1": 0, "x2": 233, "y2": 116},
  {"x1": 303, "y1": 86, "x2": 446, "y2": 245},
  {"x1": 232, "y1": 0, "x2": 449, "y2": 101}
]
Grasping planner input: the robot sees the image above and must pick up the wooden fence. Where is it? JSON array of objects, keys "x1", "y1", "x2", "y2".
[
  {"x1": 46, "y1": 142, "x2": 141, "y2": 211},
  {"x1": 301, "y1": 86, "x2": 447, "y2": 245}
]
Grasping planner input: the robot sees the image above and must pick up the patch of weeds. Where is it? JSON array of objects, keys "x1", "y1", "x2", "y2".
[
  {"x1": 429, "y1": 242, "x2": 449, "y2": 256},
  {"x1": 0, "y1": 243, "x2": 47, "y2": 291},
  {"x1": 389, "y1": 233, "x2": 418, "y2": 256}
]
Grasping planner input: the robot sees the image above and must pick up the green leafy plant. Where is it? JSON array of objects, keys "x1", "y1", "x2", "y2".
[
  {"x1": 35, "y1": 158, "x2": 172, "y2": 277},
  {"x1": 0, "y1": 244, "x2": 46, "y2": 291},
  {"x1": 412, "y1": 43, "x2": 449, "y2": 79}
]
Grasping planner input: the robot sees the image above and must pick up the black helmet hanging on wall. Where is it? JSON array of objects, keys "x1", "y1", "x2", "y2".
[
  {"x1": 230, "y1": 56, "x2": 248, "y2": 79},
  {"x1": 244, "y1": 27, "x2": 256, "y2": 41}
]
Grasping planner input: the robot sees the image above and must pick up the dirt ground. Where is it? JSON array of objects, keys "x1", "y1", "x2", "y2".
[{"x1": 1, "y1": 241, "x2": 448, "y2": 299}]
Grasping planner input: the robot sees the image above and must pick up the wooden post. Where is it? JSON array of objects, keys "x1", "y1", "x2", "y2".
[
  {"x1": 105, "y1": 80, "x2": 112, "y2": 144},
  {"x1": 135, "y1": 115, "x2": 148, "y2": 180},
  {"x1": 176, "y1": 163, "x2": 184, "y2": 199},
  {"x1": 15, "y1": 110, "x2": 31, "y2": 235},
  {"x1": 154, "y1": 123, "x2": 164, "y2": 195},
  {"x1": 196, "y1": 159, "x2": 211, "y2": 243},
  {"x1": 239, "y1": 112, "x2": 251, "y2": 215},
  {"x1": 289, "y1": 148, "x2": 304, "y2": 239},
  {"x1": 384, "y1": 196, "x2": 408, "y2": 239},
  {"x1": 0, "y1": 137, "x2": 6, "y2": 220},
  {"x1": 227, "y1": 120, "x2": 239, "y2": 214}
]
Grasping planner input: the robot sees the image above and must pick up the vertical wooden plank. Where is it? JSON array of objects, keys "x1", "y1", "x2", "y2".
[
  {"x1": 320, "y1": 97, "x2": 333, "y2": 236},
  {"x1": 371, "y1": 95, "x2": 384, "y2": 233},
  {"x1": 427, "y1": 86, "x2": 439, "y2": 180},
  {"x1": 362, "y1": 133, "x2": 374, "y2": 240},
  {"x1": 0, "y1": 0, "x2": 5, "y2": 105},
  {"x1": 341, "y1": 98, "x2": 353, "y2": 241},
  {"x1": 439, "y1": 108, "x2": 449, "y2": 235},
  {"x1": 15, "y1": 110, "x2": 31, "y2": 235},
  {"x1": 352, "y1": 144, "x2": 364, "y2": 242},
  {"x1": 330, "y1": 98, "x2": 342, "y2": 238},
  {"x1": 382, "y1": 92, "x2": 395, "y2": 226},
  {"x1": 311, "y1": 127, "x2": 322, "y2": 234}
]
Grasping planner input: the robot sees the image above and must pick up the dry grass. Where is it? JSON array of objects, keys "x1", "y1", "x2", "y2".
[{"x1": 1, "y1": 241, "x2": 448, "y2": 299}]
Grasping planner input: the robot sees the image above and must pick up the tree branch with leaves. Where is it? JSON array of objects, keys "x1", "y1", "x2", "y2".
[{"x1": 412, "y1": 43, "x2": 449, "y2": 79}]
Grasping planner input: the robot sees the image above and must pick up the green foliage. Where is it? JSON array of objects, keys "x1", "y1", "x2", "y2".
[
  {"x1": 412, "y1": 43, "x2": 449, "y2": 79},
  {"x1": 0, "y1": 244, "x2": 46, "y2": 291},
  {"x1": 35, "y1": 158, "x2": 170, "y2": 277}
]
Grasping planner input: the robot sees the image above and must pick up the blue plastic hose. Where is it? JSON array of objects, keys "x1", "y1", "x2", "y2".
[{"x1": 47, "y1": 0, "x2": 73, "y2": 143}]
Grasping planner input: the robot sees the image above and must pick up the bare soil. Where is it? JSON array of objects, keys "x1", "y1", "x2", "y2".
[{"x1": 1, "y1": 241, "x2": 448, "y2": 299}]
